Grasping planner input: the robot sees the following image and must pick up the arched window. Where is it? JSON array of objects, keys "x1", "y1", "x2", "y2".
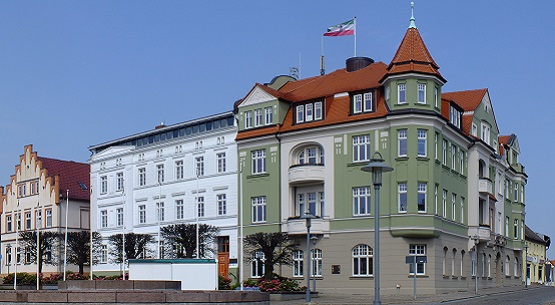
[
  {"x1": 514, "y1": 257, "x2": 519, "y2": 277},
  {"x1": 442, "y1": 247, "x2": 448, "y2": 276},
  {"x1": 452, "y1": 249, "x2": 457, "y2": 277},
  {"x1": 460, "y1": 250, "x2": 465, "y2": 277},
  {"x1": 487, "y1": 254, "x2": 492, "y2": 277},
  {"x1": 505, "y1": 256, "x2": 510, "y2": 276},
  {"x1": 352, "y1": 244, "x2": 373, "y2": 276},
  {"x1": 251, "y1": 251, "x2": 265, "y2": 278},
  {"x1": 311, "y1": 249, "x2": 323, "y2": 277},
  {"x1": 292, "y1": 250, "x2": 303, "y2": 277},
  {"x1": 294, "y1": 145, "x2": 324, "y2": 166}
]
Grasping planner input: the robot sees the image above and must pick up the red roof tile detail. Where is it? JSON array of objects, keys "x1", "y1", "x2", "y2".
[
  {"x1": 442, "y1": 88, "x2": 488, "y2": 112},
  {"x1": 39, "y1": 157, "x2": 90, "y2": 201},
  {"x1": 383, "y1": 28, "x2": 445, "y2": 82}
]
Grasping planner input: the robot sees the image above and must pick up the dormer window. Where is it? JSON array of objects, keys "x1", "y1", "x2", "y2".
[
  {"x1": 295, "y1": 100, "x2": 324, "y2": 124},
  {"x1": 254, "y1": 109, "x2": 262, "y2": 127},
  {"x1": 449, "y1": 106, "x2": 461, "y2": 128},
  {"x1": 352, "y1": 91, "x2": 373, "y2": 114},
  {"x1": 481, "y1": 122, "x2": 491, "y2": 145}
]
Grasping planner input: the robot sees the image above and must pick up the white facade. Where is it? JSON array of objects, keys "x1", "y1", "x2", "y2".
[{"x1": 89, "y1": 112, "x2": 238, "y2": 275}]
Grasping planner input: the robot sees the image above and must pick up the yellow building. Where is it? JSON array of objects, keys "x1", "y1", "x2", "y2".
[{"x1": 524, "y1": 225, "x2": 547, "y2": 285}]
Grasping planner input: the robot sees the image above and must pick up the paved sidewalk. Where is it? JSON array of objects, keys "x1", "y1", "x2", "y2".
[{"x1": 270, "y1": 285, "x2": 542, "y2": 305}]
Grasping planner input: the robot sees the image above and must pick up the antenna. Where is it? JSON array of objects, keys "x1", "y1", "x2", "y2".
[{"x1": 289, "y1": 67, "x2": 299, "y2": 80}]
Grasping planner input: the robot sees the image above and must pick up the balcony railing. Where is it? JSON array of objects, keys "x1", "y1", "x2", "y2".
[
  {"x1": 288, "y1": 164, "x2": 325, "y2": 185},
  {"x1": 479, "y1": 178, "x2": 492, "y2": 194},
  {"x1": 285, "y1": 216, "x2": 328, "y2": 235}
]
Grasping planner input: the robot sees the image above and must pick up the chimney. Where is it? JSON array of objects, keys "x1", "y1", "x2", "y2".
[
  {"x1": 155, "y1": 122, "x2": 166, "y2": 129},
  {"x1": 346, "y1": 57, "x2": 374, "y2": 72}
]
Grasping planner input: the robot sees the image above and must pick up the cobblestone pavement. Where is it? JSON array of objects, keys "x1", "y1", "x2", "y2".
[{"x1": 271, "y1": 285, "x2": 554, "y2": 305}]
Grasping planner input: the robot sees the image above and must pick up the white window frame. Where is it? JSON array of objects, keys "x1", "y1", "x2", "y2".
[
  {"x1": 195, "y1": 156, "x2": 204, "y2": 177},
  {"x1": 398, "y1": 183, "x2": 407, "y2": 213},
  {"x1": 452, "y1": 194, "x2": 456, "y2": 220},
  {"x1": 251, "y1": 251, "x2": 265, "y2": 278},
  {"x1": 217, "y1": 152, "x2": 226, "y2": 173},
  {"x1": 398, "y1": 83, "x2": 406, "y2": 104},
  {"x1": 252, "y1": 196, "x2": 267, "y2": 223},
  {"x1": 296, "y1": 105, "x2": 304, "y2": 123},
  {"x1": 116, "y1": 172, "x2": 124, "y2": 192},
  {"x1": 417, "y1": 182, "x2": 426, "y2": 212},
  {"x1": 245, "y1": 110, "x2": 253, "y2": 129},
  {"x1": 353, "y1": 134, "x2": 371, "y2": 162},
  {"x1": 138, "y1": 168, "x2": 146, "y2": 187},
  {"x1": 100, "y1": 210, "x2": 108, "y2": 228},
  {"x1": 100, "y1": 176, "x2": 107, "y2": 194},
  {"x1": 196, "y1": 196, "x2": 204, "y2": 218},
  {"x1": 138, "y1": 205, "x2": 146, "y2": 224},
  {"x1": 305, "y1": 103, "x2": 313, "y2": 121},
  {"x1": 409, "y1": 244, "x2": 426, "y2": 275},
  {"x1": 417, "y1": 83, "x2": 426, "y2": 104},
  {"x1": 217, "y1": 194, "x2": 227, "y2": 216},
  {"x1": 442, "y1": 190, "x2": 447, "y2": 218},
  {"x1": 45, "y1": 209, "x2": 52, "y2": 228},
  {"x1": 252, "y1": 149, "x2": 266, "y2": 174},
  {"x1": 176, "y1": 200, "x2": 184, "y2": 220},
  {"x1": 312, "y1": 248, "x2": 323, "y2": 277},
  {"x1": 353, "y1": 94, "x2": 362, "y2": 113},
  {"x1": 417, "y1": 129, "x2": 427, "y2": 157},
  {"x1": 175, "y1": 160, "x2": 184, "y2": 180},
  {"x1": 157, "y1": 164, "x2": 165, "y2": 184},
  {"x1": 352, "y1": 244, "x2": 373, "y2": 277},
  {"x1": 353, "y1": 186, "x2": 371, "y2": 216},
  {"x1": 156, "y1": 202, "x2": 165, "y2": 222},
  {"x1": 293, "y1": 250, "x2": 303, "y2": 277},
  {"x1": 116, "y1": 208, "x2": 123, "y2": 227},
  {"x1": 398, "y1": 129, "x2": 407, "y2": 157},
  {"x1": 264, "y1": 106, "x2": 273, "y2": 125},
  {"x1": 314, "y1": 101, "x2": 323, "y2": 120},
  {"x1": 254, "y1": 109, "x2": 262, "y2": 127}
]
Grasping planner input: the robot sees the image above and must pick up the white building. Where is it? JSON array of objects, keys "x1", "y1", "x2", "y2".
[{"x1": 89, "y1": 112, "x2": 238, "y2": 277}]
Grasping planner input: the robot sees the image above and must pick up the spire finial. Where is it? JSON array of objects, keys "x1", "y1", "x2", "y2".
[{"x1": 409, "y1": 2, "x2": 417, "y2": 29}]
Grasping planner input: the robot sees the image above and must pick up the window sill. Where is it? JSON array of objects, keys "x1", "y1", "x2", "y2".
[
  {"x1": 461, "y1": 276, "x2": 467, "y2": 280},
  {"x1": 451, "y1": 276, "x2": 459, "y2": 280},
  {"x1": 505, "y1": 275, "x2": 512, "y2": 278},
  {"x1": 443, "y1": 275, "x2": 450, "y2": 279},
  {"x1": 349, "y1": 276, "x2": 374, "y2": 280},
  {"x1": 441, "y1": 165, "x2": 450, "y2": 170},
  {"x1": 416, "y1": 157, "x2": 429, "y2": 161},
  {"x1": 347, "y1": 162, "x2": 367, "y2": 168},
  {"x1": 396, "y1": 156, "x2": 409, "y2": 161},
  {"x1": 408, "y1": 275, "x2": 428, "y2": 278},
  {"x1": 247, "y1": 173, "x2": 270, "y2": 179}
]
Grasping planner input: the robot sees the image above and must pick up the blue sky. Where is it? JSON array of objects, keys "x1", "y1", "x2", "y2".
[{"x1": 1, "y1": 1, "x2": 554, "y2": 256}]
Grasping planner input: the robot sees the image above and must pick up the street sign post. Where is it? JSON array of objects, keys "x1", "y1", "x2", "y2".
[{"x1": 405, "y1": 256, "x2": 427, "y2": 300}]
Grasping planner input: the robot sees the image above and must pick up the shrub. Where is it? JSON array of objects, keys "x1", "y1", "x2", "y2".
[
  {"x1": 218, "y1": 275, "x2": 232, "y2": 290},
  {"x1": 243, "y1": 274, "x2": 305, "y2": 292},
  {"x1": 41, "y1": 273, "x2": 63, "y2": 285},
  {"x1": 2, "y1": 272, "x2": 39, "y2": 285}
]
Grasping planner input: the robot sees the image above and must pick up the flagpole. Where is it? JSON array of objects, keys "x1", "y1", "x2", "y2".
[
  {"x1": 320, "y1": 36, "x2": 325, "y2": 75},
  {"x1": 354, "y1": 17, "x2": 357, "y2": 57}
]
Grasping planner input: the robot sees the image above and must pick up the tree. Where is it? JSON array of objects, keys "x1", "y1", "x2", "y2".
[
  {"x1": 65, "y1": 231, "x2": 102, "y2": 274},
  {"x1": 244, "y1": 232, "x2": 299, "y2": 280},
  {"x1": 161, "y1": 223, "x2": 219, "y2": 258},
  {"x1": 19, "y1": 231, "x2": 61, "y2": 274},
  {"x1": 108, "y1": 233, "x2": 155, "y2": 264}
]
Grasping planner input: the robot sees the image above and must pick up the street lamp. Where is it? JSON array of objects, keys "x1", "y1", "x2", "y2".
[
  {"x1": 524, "y1": 244, "x2": 529, "y2": 288},
  {"x1": 471, "y1": 235, "x2": 479, "y2": 295},
  {"x1": 310, "y1": 235, "x2": 318, "y2": 292},
  {"x1": 301, "y1": 212, "x2": 316, "y2": 303},
  {"x1": 361, "y1": 152, "x2": 394, "y2": 305},
  {"x1": 36, "y1": 200, "x2": 40, "y2": 291},
  {"x1": 14, "y1": 199, "x2": 20, "y2": 291}
]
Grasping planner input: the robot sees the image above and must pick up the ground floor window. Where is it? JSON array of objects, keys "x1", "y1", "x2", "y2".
[
  {"x1": 251, "y1": 251, "x2": 265, "y2": 278},
  {"x1": 410, "y1": 244, "x2": 426, "y2": 275},
  {"x1": 352, "y1": 244, "x2": 373, "y2": 276},
  {"x1": 312, "y1": 248, "x2": 323, "y2": 277},
  {"x1": 293, "y1": 250, "x2": 303, "y2": 277}
]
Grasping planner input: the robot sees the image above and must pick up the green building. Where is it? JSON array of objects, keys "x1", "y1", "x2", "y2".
[{"x1": 234, "y1": 13, "x2": 527, "y2": 295}]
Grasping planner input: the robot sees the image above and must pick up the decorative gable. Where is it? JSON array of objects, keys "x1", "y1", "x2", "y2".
[{"x1": 240, "y1": 86, "x2": 278, "y2": 108}]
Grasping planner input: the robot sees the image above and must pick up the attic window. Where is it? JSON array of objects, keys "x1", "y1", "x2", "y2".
[
  {"x1": 295, "y1": 100, "x2": 324, "y2": 124},
  {"x1": 449, "y1": 106, "x2": 461, "y2": 128},
  {"x1": 351, "y1": 91, "x2": 374, "y2": 114}
]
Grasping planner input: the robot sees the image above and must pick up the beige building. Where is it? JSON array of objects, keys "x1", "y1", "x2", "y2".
[
  {"x1": 0, "y1": 145, "x2": 90, "y2": 275},
  {"x1": 524, "y1": 225, "x2": 547, "y2": 285}
]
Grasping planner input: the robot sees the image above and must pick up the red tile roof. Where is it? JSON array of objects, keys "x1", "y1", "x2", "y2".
[
  {"x1": 441, "y1": 88, "x2": 487, "y2": 112},
  {"x1": 382, "y1": 27, "x2": 446, "y2": 83},
  {"x1": 38, "y1": 157, "x2": 90, "y2": 202}
]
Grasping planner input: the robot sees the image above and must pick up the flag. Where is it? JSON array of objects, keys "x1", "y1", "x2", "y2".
[{"x1": 323, "y1": 19, "x2": 355, "y2": 36}]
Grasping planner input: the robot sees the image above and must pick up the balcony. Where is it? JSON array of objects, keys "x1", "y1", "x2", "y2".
[
  {"x1": 469, "y1": 224, "x2": 492, "y2": 242},
  {"x1": 478, "y1": 178, "x2": 493, "y2": 195},
  {"x1": 288, "y1": 164, "x2": 325, "y2": 185},
  {"x1": 285, "y1": 216, "x2": 329, "y2": 235}
]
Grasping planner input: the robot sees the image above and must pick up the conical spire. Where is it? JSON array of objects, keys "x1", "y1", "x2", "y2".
[{"x1": 380, "y1": 4, "x2": 446, "y2": 83}]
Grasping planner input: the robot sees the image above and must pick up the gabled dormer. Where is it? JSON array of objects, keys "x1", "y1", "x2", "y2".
[
  {"x1": 499, "y1": 134, "x2": 524, "y2": 173},
  {"x1": 235, "y1": 83, "x2": 288, "y2": 132},
  {"x1": 380, "y1": 3, "x2": 446, "y2": 112}
]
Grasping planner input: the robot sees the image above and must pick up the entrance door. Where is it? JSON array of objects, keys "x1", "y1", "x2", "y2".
[{"x1": 218, "y1": 236, "x2": 230, "y2": 277}]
